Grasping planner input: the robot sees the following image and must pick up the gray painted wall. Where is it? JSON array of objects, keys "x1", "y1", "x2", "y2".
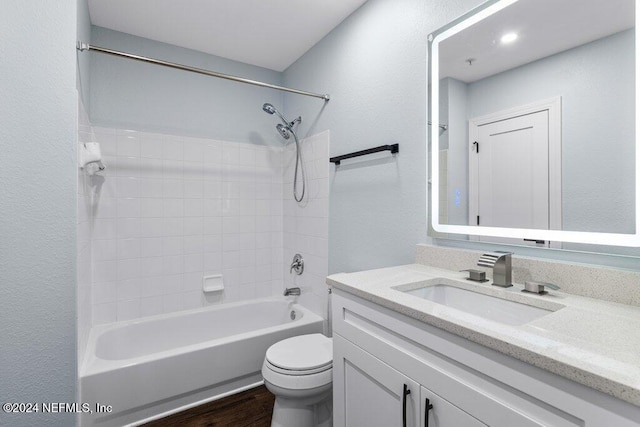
[
  {"x1": 466, "y1": 30, "x2": 635, "y2": 235},
  {"x1": 77, "y1": 0, "x2": 91, "y2": 109},
  {"x1": 88, "y1": 27, "x2": 285, "y2": 144},
  {"x1": 283, "y1": 0, "x2": 484, "y2": 274},
  {"x1": 444, "y1": 30, "x2": 639, "y2": 257},
  {"x1": 0, "y1": 1, "x2": 78, "y2": 426}
]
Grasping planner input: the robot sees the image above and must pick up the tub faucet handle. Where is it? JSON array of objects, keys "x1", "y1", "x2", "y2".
[{"x1": 290, "y1": 254, "x2": 304, "y2": 275}]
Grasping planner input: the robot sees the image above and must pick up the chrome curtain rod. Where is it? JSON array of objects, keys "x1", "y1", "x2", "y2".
[{"x1": 76, "y1": 42, "x2": 330, "y2": 101}]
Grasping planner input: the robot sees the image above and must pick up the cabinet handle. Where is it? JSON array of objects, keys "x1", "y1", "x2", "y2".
[
  {"x1": 424, "y1": 398, "x2": 434, "y2": 427},
  {"x1": 403, "y1": 384, "x2": 411, "y2": 427}
]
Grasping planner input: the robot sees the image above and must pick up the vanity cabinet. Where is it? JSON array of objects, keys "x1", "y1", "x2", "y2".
[
  {"x1": 332, "y1": 289, "x2": 640, "y2": 427},
  {"x1": 335, "y1": 334, "x2": 486, "y2": 427},
  {"x1": 334, "y1": 335, "x2": 419, "y2": 426}
]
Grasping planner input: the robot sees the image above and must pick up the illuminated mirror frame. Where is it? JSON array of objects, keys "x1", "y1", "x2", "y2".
[{"x1": 428, "y1": 0, "x2": 640, "y2": 246}]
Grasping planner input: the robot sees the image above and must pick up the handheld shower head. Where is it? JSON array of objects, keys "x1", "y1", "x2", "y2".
[
  {"x1": 262, "y1": 101, "x2": 306, "y2": 203},
  {"x1": 262, "y1": 102, "x2": 289, "y2": 126},
  {"x1": 262, "y1": 103, "x2": 276, "y2": 115}
]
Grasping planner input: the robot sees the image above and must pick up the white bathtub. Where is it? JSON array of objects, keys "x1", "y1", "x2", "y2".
[{"x1": 80, "y1": 297, "x2": 324, "y2": 426}]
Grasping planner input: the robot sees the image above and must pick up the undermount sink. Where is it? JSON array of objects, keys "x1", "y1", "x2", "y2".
[{"x1": 401, "y1": 284, "x2": 553, "y2": 326}]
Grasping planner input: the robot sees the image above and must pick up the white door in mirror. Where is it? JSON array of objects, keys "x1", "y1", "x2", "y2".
[{"x1": 470, "y1": 110, "x2": 552, "y2": 246}]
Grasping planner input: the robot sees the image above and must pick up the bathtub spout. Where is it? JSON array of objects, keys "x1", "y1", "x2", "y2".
[{"x1": 284, "y1": 287, "x2": 301, "y2": 296}]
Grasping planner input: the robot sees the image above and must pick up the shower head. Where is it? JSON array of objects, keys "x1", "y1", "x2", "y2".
[
  {"x1": 276, "y1": 123, "x2": 291, "y2": 140},
  {"x1": 263, "y1": 101, "x2": 305, "y2": 202},
  {"x1": 262, "y1": 103, "x2": 277, "y2": 115},
  {"x1": 262, "y1": 102, "x2": 290, "y2": 126}
]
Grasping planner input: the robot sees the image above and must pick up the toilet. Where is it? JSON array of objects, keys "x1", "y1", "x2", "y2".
[{"x1": 262, "y1": 333, "x2": 333, "y2": 427}]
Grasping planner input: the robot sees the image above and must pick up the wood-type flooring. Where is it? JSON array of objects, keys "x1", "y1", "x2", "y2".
[{"x1": 142, "y1": 385, "x2": 274, "y2": 427}]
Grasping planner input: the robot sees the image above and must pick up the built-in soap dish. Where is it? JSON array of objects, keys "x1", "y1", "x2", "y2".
[{"x1": 203, "y1": 274, "x2": 224, "y2": 293}]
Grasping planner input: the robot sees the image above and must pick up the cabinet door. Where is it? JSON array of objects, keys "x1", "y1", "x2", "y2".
[
  {"x1": 334, "y1": 334, "x2": 420, "y2": 427},
  {"x1": 421, "y1": 386, "x2": 487, "y2": 427}
]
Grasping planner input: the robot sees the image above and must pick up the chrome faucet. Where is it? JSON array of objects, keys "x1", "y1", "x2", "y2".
[
  {"x1": 290, "y1": 254, "x2": 304, "y2": 275},
  {"x1": 284, "y1": 287, "x2": 301, "y2": 296},
  {"x1": 477, "y1": 251, "x2": 513, "y2": 288}
]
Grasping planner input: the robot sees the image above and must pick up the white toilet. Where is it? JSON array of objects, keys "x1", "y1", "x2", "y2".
[{"x1": 262, "y1": 333, "x2": 333, "y2": 427}]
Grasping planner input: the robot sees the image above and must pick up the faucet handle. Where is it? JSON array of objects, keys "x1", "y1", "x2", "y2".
[
  {"x1": 290, "y1": 254, "x2": 304, "y2": 275},
  {"x1": 460, "y1": 269, "x2": 487, "y2": 282},
  {"x1": 477, "y1": 251, "x2": 512, "y2": 268},
  {"x1": 523, "y1": 281, "x2": 560, "y2": 295}
]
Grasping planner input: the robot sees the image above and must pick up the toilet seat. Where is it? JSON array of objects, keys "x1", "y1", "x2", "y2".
[
  {"x1": 265, "y1": 359, "x2": 332, "y2": 376},
  {"x1": 265, "y1": 333, "x2": 332, "y2": 375},
  {"x1": 262, "y1": 334, "x2": 333, "y2": 391}
]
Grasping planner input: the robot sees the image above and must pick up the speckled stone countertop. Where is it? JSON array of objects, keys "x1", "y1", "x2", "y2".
[{"x1": 327, "y1": 264, "x2": 640, "y2": 407}]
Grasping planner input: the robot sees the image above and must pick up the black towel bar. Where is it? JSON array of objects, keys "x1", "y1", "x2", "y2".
[{"x1": 330, "y1": 144, "x2": 399, "y2": 165}]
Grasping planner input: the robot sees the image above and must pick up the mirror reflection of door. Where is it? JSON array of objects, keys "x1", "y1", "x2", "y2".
[{"x1": 469, "y1": 99, "x2": 562, "y2": 247}]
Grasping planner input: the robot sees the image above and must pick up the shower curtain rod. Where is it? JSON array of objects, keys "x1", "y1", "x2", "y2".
[{"x1": 76, "y1": 42, "x2": 331, "y2": 101}]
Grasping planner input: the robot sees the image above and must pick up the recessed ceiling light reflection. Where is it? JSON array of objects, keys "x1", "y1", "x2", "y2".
[{"x1": 500, "y1": 32, "x2": 518, "y2": 44}]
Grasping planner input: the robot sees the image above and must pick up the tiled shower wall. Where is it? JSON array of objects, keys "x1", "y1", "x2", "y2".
[
  {"x1": 88, "y1": 127, "x2": 286, "y2": 324},
  {"x1": 77, "y1": 100, "x2": 94, "y2": 364},
  {"x1": 283, "y1": 131, "x2": 330, "y2": 319}
]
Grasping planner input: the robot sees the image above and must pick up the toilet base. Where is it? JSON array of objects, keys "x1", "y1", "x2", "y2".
[{"x1": 265, "y1": 381, "x2": 332, "y2": 427}]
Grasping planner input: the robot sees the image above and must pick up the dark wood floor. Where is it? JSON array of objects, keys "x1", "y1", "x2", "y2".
[{"x1": 142, "y1": 385, "x2": 275, "y2": 427}]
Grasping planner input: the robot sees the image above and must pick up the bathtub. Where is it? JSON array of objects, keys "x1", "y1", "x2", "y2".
[{"x1": 80, "y1": 297, "x2": 324, "y2": 426}]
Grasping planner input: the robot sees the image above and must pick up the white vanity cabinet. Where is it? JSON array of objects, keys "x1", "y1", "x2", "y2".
[
  {"x1": 334, "y1": 334, "x2": 420, "y2": 426},
  {"x1": 334, "y1": 333, "x2": 486, "y2": 427},
  {"x1": 332, "y1": 289, "x2": 640, "y2": 427}
]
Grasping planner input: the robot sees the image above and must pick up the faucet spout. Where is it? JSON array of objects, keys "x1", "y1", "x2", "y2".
[
  {"x1": 477, "y1": 251, "x2": 513, "y2": 288},
  {"x1": 284, "y1": 287, "x2": 301, "y2": 296}
]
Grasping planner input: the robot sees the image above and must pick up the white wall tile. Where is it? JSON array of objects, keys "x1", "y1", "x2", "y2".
[
  {"x1": 93, "y1": 302, "x2": 117, "y2": 325},
  {"x1": 140, "y1": 198, "x2": 164, "y2": 217},
  {"x1": 117, "y1": 198, "x2": 141, "y2": 218},
  {"x1": 88, "y1": 128, "x2": 288, "y2": 325},
  {"x1": 140, "y1": 237, "x2": 163, "y2": 257},
  {"x1": 92, "y1": 282, "x2": 117, "y2": 305},
  {"x1": 183, "y1": 140, "x2": 204, "y2": 162},
  {"x1": 117, "y1": 299, "x2": 140, "y2": 321},
  {"x1": 184, "y1": 254, "x2": 203, "y2": 273},
  {"x1": 77, "y1": 101, "x2": 94, "y2": 365},
  {"x1": 141, "y1": 138, "x2": 164, "y2": 159},
  {"x1": 117, "y1": 279, "x2": 141, "y2": 301},
  {"x1": 163, "y1": 198, "x2": 184, "y2": 217},
  {"x1": 93, "y1": 239, "x2": 117, "y2": 261},
  {"x1": 117, "y1": 135, "x2": 141, "y2": 157},
  {"x1": 163, "y1": 139, "x2": 183, "y2": 161},
  {"x1": 140, "y1": 296, "x2": 164, "y2": 317},
  {"x1": 184, "y1": 217, "x2": 204, "y2": 235},
  {"x1": 184, "y1": 180, "x2": 204, "y2": 199},
  {"x1": 162, "y1": 236, "x2": 184, "y2": 256},
  {"x1": 282, "y1": 132, "x2": 330, "y2": 319},
  {"x1": 117, "y1": 238, "x2": 141, "y2": 260},
  {"x1": 138, "y1": 159, "x2": 164, "y2": 179}
]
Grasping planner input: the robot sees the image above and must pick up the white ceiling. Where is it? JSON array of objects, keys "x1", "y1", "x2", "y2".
[
  {"x1": 88, "y1": 0, "x2": 368, "y2": 72},
  {"x1": 439, "y1": 0, "x2": 635, "y2": 83}
]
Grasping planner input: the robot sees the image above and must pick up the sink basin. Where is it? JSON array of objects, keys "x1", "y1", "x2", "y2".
[{"x1": 402, "y1": 284, "x2": 553, "y2": 326}]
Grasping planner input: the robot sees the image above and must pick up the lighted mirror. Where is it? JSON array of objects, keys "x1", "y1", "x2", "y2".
[{"x1": 428, "y1": 0, "x2": 640, "y2": 248}]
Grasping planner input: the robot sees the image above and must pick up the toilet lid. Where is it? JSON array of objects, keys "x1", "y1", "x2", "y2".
[{"x1": 266, "y1": 334, "x2": 333, "y2": 372}]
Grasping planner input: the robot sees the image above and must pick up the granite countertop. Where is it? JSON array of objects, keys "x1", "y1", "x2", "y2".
[{"x1": 327, "y1": 263, "x2": 640, "y2": 407}]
